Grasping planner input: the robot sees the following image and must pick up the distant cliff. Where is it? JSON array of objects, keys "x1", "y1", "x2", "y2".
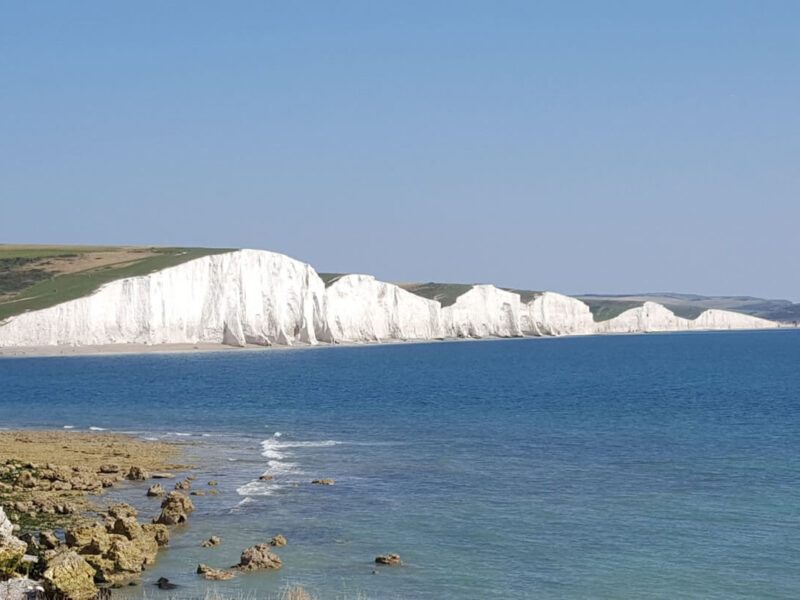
[{"x1": 0, "y1": 249, "x2": 780, "y2": 349}]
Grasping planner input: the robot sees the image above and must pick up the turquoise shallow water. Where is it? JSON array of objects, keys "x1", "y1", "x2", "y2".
[{"x1": 1, "y1": 331, "x2": 799, "y2": 599}]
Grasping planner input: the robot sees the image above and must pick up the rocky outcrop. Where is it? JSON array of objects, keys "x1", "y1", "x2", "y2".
[
  {"x1": 201, "y1": 535, "x2": 220, "y2": 548},
  {"x1": 0, "y1": 249, "x2": 780, "y2": 349},
  {"x1": 311, "y1": 479, "x2": 334, "y2": 485},
  {"x1": 42, "y1": 550, "x2": 98, "y2": 600},
  {"x1": 269, "y1": 534, "x2": 286, "y2": 547},
  {"x1": 375, "y1": 553, "x2": 403, "y2": 566},
  {"x1": 63, "y1": 514, "x2": 166, "y2": 584}
]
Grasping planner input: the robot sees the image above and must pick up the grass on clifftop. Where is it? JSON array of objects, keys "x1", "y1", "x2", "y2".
[{"x1": 0, "y1": 245, "x2": 233, "y2": 321}]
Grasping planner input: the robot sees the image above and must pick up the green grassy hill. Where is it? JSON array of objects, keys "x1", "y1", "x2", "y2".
[{"x1": 0, "y1": 245, "x2": 232, "y2": 321}]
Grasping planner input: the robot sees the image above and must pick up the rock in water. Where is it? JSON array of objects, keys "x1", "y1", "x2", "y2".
[
  {"x1": 375, "y1": 553, "x2": 403, "y2": 566},
  {"x1": 156, "y1": 576, "x2": 177, "y2": 590},
  {"x1": 42, "y1": 550, "x2": 99, "y2": 600},
  {"x1": 311, "y1": 478, "x2": 334, "y2": 485},
  {"x1": 147, "y1": 483, "x2": 165, "y2": 497},
  {"x1": 269, "y1": 534, "x2": 286, "y2": 547},
  {"x1": 201, "y1": 536, "x2": 220, "y2": 548},
  {"x1": 127, "y1": 466, "x2": 148, "y2": 481},
  {"x1": 153, "y1": 491, "x2": 194, "y2": 525},
  {"x1": 197, "y1": 563, "x2": 236, "y2": 580},
  {"x1": 40, "y1": 530, "x2": 60, "y2": 550},
  {"x1": 233, "y1": 544, "x2": 282, "y2": 571}
]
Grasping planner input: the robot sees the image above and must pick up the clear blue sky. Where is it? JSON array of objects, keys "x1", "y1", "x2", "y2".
[{"x1": 2, "y1": 2, "x2": 798, "y2": 299}]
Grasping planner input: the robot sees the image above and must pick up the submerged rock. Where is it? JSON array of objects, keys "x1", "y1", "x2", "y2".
[
  {"x1": 311, "y1": 478, "x2": 334, "y2": 485},
  {"x1": 197, "y1": 563, "x2": 236, "y2": 580},
  {"x1": 375, "y1": 554, "x2": 402, "y2": 566},
  {"x1": 269, "y1": 534, "x2": 286, "y2": 547},
  {"x1": 233, "y1": 544, "x2": 282, "y2": 571},
  {"x1": 147, "y1": 483, "x2": 165, "y2": 497},
  {"x1": 156, "y1": 576, "x2": 177, "y2": 590},
  {"x1": 259, "y1": 474, "x2": 274, "y2": 481},
  {"x1": 201, "y1": 536, "x2": 220, "y2": 548}
]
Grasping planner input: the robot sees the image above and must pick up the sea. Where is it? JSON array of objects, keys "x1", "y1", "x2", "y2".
[{"x1": 1, "y1": 330, "x2": 799, "y2": 599}]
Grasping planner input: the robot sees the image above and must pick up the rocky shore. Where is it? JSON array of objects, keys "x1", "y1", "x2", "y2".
[
  {"x1": 0, "y1": 431, "x2": 190, "y2": 599},
  {"x1": 0, "y1": 431, "x2": 399, "y2": 599}
]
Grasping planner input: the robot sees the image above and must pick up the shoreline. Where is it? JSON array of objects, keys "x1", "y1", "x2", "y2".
[{"x1": 0, "y1": 326, "x2": 794, "y2": 359}]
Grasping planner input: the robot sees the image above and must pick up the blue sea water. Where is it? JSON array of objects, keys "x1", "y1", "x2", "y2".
[{"x1": 1, "y1": 331, "x2": 799, "y2": 599}]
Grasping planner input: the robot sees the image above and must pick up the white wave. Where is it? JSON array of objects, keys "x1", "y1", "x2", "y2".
[
  {"x1": 89, "y1": 426, "x2": 107, "y2": 431},
  {"x1": 278, "y1": 440, "x2": 341, "y2": 448},
  {"x1": 236, "y1": 481, "x2": 275, "y2": 496},
  {"x1": 63, "y1": 425, "x2": 75, "y2": 429},
  {"x1": 144, "y1": 437, "x2": 158, "y2": 441}
]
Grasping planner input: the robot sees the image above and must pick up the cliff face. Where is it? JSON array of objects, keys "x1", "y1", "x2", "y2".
[
  {"x1": 0, "y1": 249, "x2": 780, "y2": 349},
  {"x1": 595, "y1": 301, "x2": 777, "y2": 334},
  {"x1": 325, "y1": 274, "x2": 443, "y2": 342},
  {"x1": 521, "y1": 292, "x2": 596, "y2": 336},
  {"x1": 0, "y1": 250, "x2": 329, "y2": 347},
  {"x1": 441, "y1": 285, "x2": 523, "y2": 338}
]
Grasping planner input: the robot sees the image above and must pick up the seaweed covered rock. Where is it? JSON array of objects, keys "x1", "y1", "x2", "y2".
[
  {"x1": 0, "y1": 506, "x2": 27, "y2": 575},
  {"x1": 42, "y1": 550, "x2": 99, "y2": 600}
]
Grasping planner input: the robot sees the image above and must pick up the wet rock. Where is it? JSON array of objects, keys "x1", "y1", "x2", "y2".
[
  {"x1": 153, "y1": 491, "x2": 195, "y2": 525},
  {"x1": 197, "y1": 563, "x2": 236, "y2": 580},
  {"x1": 127, "y1": 466, "x2": 148, "y2": 481},
  {"x1": 42, "y1": 550, "x2": 99, "y2": 600},
  {"x1": 40, "y1": 530, "x2": 60, "y2": 550},
  {"x1": 142, "y1": 524, "x2": 170, "y2": 547},
  {"x1": 151, "y1": 472, "x2": 175, "y2": 479},
  {"x1": 174, "y1": 479, "x2": 191, "y2": 490},
  {"x1": 207, "y1": 480, "x2": 218, "y2": 486},
  {"x1": 311, "y1": 478, "x2": 334, "y2": 485},
  {"x1": 207, "y1": 489, "x2": 220, "y2": 495},
  {"x1": 190, "y1": 490, "x2": 206, "y2": 496},
  {"x1": 269, "y1": 534, "x2": 286, "y2": 547},
  {"x1": 259, "y1": 474, "x2": 274, "y2": 481},
  {"x1": 233, "y1": 544, "x2": 282, "y2": 571},
  {"x1": 156, "y1": 576, "x2": 177, "y2": 590},
  {"x1": 108, "y1": 503, "x2": 138, "y2": 519},
  {"x1": 147, "y1": 483, "x2": 165, "y2": 497},
  {"x1": 201, "y1": 536, "x2": 220, "y2": 548},
  {"x1": 375, "y1": 553, "x2": 402, "y2": 566}
]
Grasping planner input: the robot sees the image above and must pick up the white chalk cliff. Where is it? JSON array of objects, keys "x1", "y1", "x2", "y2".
[{"x1": 0, "y1": 249, "x2": 779, "y2": 349}]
